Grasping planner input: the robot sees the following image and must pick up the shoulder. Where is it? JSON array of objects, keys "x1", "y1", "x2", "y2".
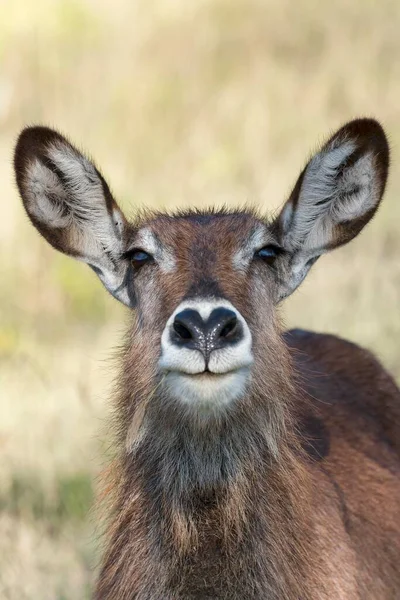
[
  {"x1": 284, "y1": 328, "x2": 400, "y2": 455},
  {"x1": 283, "y1": 328, "x2": 384, "y2": 378}
]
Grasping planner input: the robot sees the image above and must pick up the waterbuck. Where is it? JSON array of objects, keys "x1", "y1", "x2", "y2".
[{"x1": 14, "y1": 119, "x2": 400, "y2": 599}]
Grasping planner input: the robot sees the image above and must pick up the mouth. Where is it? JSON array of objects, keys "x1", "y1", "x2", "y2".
[
  {"x1": 161, "y1": 367, "x2": 251, "y2": 408},
  {"x1": 158, "y1": 298, "x2": 254, "y2": 407},
  {"x1": 184, "y1": 369, "x2": 234, "y2": 378}
]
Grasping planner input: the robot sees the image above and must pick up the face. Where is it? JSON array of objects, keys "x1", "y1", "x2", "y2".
[
  {"x1": 14, "y1": 119, "x2": 389, "y2": 415},
  {"x1": 124, "y1": 212, "x2": 283, "y2": 409}
]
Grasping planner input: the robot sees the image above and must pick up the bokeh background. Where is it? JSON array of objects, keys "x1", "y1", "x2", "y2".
[{"x1": 1, "y1": 0, "x2": 400, "y2": 597}]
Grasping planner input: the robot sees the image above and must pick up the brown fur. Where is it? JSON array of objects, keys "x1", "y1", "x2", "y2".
[
  {"x1": 13, "y1": 119, "x2": 400, "y2": 599},
  {"x1": 92, "y1": 214, "x2": 400, "y2": 600}
]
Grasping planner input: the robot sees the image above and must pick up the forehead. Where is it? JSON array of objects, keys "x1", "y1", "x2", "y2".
[
  {"x1": 129, "y1": 211, "x2": 277, "y2": 302},
  {"x1": 133, "y1": 211, "x2": 272, "y2": 254}
]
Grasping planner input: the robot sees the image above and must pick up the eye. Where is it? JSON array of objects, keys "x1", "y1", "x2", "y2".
[
  {"x1": 254, "y1": 244, "x2": 283, "y2": 265},
  {"x1": 123, "y1": 248, "x2": 154, "y2": 268}
]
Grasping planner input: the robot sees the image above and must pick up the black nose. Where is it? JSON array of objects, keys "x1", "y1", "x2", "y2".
[{"x1": 171, "y1": 307, "x2": 243, "y2": 357}]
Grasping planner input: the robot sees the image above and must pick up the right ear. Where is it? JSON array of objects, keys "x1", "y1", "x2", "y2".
[
  {"x1": 14, "y1": 126, "x2": 135, "y2": 307},
  {"x1": 271, "y1": 118, "x2": 389, "y2": 300}
]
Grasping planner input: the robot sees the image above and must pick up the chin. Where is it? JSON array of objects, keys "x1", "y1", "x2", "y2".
[{"x1": 162, "y1": 367, "x2": 251, "y2": 412}]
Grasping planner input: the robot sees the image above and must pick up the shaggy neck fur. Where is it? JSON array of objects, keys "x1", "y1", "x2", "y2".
[{"x1": 95, "y1": 331, "x2": 317, "y2": 600}]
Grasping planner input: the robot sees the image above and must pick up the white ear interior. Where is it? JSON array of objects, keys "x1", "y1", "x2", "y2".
[
  {"x1": 275, "y1": 119, "x2": 389, "y2": 301},
  {"x1": 329, "y1": 151, "x2": 378, "y2": 222},
  {"x1": 26, "y1": 160, "x2": 71, "y2": 227},
  {"x1": 281, "y1": 140, "x2": 355, "y2": 250},
  {"x1": 281, "y1": 141, "x2": 381, "y2": 254},
  {"x1": 15, "y1": 126, "x2": 135, "y2": 307},
  {"x1": 25, "y1": 141, "x2": 125, "y2": 260}
]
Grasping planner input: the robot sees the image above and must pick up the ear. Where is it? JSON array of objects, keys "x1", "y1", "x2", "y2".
[
  {"x1": 14, "y1": 126, "x2": 135, "y2": 307},
  {"x1": 273, "y1": 118, "x2": 389, "y2": 300}
]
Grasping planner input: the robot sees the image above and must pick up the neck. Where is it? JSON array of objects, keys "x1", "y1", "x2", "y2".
[{"x1": 95, "y1": 347, "x2": 315, "y2": 599}]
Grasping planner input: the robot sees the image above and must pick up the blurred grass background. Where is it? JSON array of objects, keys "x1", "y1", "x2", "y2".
[{"x1": 1, "y1": 0, "x2": 400, "y2": 597}]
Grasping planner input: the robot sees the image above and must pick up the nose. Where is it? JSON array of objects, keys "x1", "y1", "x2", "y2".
[{"x1": 171, "y1": 307, "x2": 243, "y2": 357}]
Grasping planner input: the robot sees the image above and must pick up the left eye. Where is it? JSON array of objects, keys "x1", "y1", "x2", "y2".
[
  {"x1": 254, "y1": 244, "x2": 283, "y2": 265},
  {"x1": 124, "y1": 248, "x2": 153, "y2": 268}
]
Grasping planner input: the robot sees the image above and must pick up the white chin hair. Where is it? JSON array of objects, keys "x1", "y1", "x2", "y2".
[{"x1": 162, "y1": 368, "x2": 250, "y2": 410}]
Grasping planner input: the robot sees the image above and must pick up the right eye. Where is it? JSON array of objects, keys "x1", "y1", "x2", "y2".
[
  {"x1": 123, "y1": 248, "x2": 154, "y2": 269},
  {"x1": 254, "y1": 244, "x2": 284, "y2": 266}
]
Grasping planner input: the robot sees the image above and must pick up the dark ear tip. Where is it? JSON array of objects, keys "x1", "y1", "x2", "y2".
[
  {"x1": 333, "y1": 117, "x2": 389, "y2": 161},
  {"x1": 14, "y1": 126, "x2": 69, "y2": 174},
  {"x1": 329, "y1": 117, "x2": 390, "y2": 190},
  {"x1": 333, "y1": 117, "x2": 388, "y2": 142},
  {"x1": 14, "y1": 126, "x2": 73, "y2": 196},
  {"x1": 345, "y1": 117, "x2": 388, "y2": 143},
  {"x1": 15, "y1": 125, "x2": 60, "y2": 151}
]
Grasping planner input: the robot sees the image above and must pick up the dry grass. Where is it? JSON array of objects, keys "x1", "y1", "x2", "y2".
[{"x1": 1, "y1": 0, "x2": 400, "y2": 597}]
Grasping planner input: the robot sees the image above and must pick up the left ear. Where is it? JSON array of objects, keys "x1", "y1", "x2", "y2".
[
  {"x1": 14, "y1": 126, "x2": 135, "y2": 307},
  {"x1": 273, "y1": 118, "x2": 389, "y2": 300}
]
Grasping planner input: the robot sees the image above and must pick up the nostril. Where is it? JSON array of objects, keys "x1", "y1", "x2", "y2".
[
  {"x1": 171, "y1": 309, "x2": 205, "y2": 349},
  {"x1": 173, "y1": 320, "x2": 193, "y2": 341},
  {"x1": 219, "y1": 316, "x2": 238, "y2": 339},
  {"x1": 170, "y1": 307, "x2": 243, "y2": 353}
]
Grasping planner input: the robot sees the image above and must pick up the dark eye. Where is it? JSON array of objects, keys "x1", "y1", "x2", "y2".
[
  {"x1": 254, "y1": 244, "x2": 283, "y2": 265},
  {"x1": 123, "y1": 248, "x2": 153, "y2": 268}
]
